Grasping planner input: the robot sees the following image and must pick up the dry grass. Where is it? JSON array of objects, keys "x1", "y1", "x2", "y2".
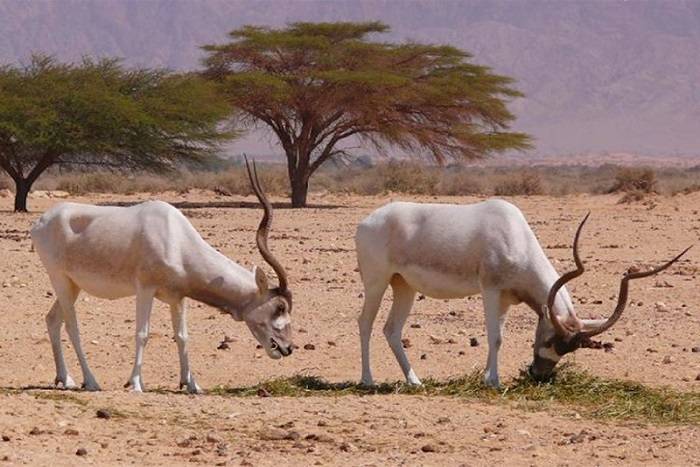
[
  {"x1": 211, "y1": 365, "x2": 700, "y2": 425},
  {"x1": 493, "y1": 172, "x2": 544, "y2": 196},
  {"x1": 29, "y1": 162, "x2": 700, "y2": 199},
  {"x1": 608, "y1": 167, "x2": 658, "y2": 194}
]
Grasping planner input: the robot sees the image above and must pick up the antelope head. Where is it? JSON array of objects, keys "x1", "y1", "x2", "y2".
[
  {"x1": 529, "y1": 214, "x2": 691, "y2": 381},
  {"x1": 241, "y1": 157, "x2": 293, "y2": 359}
]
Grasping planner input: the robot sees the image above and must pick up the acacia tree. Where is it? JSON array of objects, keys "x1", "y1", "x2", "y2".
[
  {"x1": 202, "y1": 21, "x2": 531, "y2": 207},
  {"x1": 0, "y1": 56, "x2": 231, "y2": 212}
]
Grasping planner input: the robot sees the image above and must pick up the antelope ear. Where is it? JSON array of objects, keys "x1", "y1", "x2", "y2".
[{"x1": 253, "y1": 265, "x2": 269, "y2": 294}]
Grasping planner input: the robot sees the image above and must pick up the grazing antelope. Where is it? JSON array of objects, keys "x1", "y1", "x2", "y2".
[
  {"x1": 355, "y1": 199, "x2": 689, "y2": 387},
  {"x1": 31, "y1": 160, "x2": 293, "y2": 393}
]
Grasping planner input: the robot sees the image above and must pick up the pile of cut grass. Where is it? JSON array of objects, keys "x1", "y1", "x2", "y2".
[{"x1": 211, "y1": 366, "x2": 699, "y2": 425}]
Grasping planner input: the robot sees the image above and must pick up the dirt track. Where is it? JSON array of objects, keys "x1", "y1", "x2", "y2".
[{"x1": 0, "y1": 190, "x2": 698, "y2": 465}]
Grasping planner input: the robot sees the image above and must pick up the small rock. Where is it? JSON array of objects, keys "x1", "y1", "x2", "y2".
[
  {"x1": 410, "y1": 323, "x2": 422, "y2": 329},
  {"x1": 2, "y1": 435, "x2": 10, "y2": 442},
  {"x1": 257, "y1": 387, "x2": 271, "y2": 398},
  {"x1": 29, "y1": 427, "x2": 43, "y2": 435},
  {"x1": 401, "y1": 338, "x2": 412, "y2": 349},
  {"x1": 603, "y1": 342, "x2": 614, "y2": 353},
  {"x1": 436, "y1": 417, "x2": 450, "y2": 424},
  {"x1": 420, "y1": 353, "x2": 427, "y2": 360},
  {"x1": 64, "y1": 428, "x2": 79, "y2": 436},
  {"x1": 317, "y1": 420, "x2": 328, "y2": 427},
  {"x1": 206, "y1": 433, "x2": 222, "y2": 444},
  {"x1": 216, "y1": 442, "x2": 228, "y2": 456},
  {"x1": 654, "y1": 302, "x2": 669, "y2": 313},
  {"x1": 75, "y1": 447, "x2": 87, "y2": 456},
  {"x1": 339, "y1": 441, "x2": 357, "y2": 452},
  {"x1": 327, "y1": 341, "x2": 336, "y2": 347},
  {"x1": 646, "y1": 347, "x2": 658, "y2": 353},
  {"x1": 260, "y1": 429, "x2": 298, "y2": 441},
  {"x1": 303, "y1": 343, "x2": 316, "y2": 350},
  {"x1": 96, "y1": 409, "x2": 111, "y2": 419},
  {"x1": 469, "y1": 337, "x2": 479, "y2": 347},
  {"x1": 421, "y1": 444, "x2": 437, "y2": 453},
  {"x1": 357, "y1": 292, "x2": 364, "y2": 299},
  {"x1": 691, "y1": 347, "x2": 700, "y2": 353},
  {"x1": 696, "y1": 374, "x2": 700, "y2": 381},
  {"x1": 458, "y1": 350, "x2": 465, "y2": 356},
  {"x1": 662, "y1": 355, "x2": 673, "y2": 364},
  {"x1": 217, "y1": 341, "x2": 230, "y2": 350},
  {"x1": 592, "y1": 299, "x2": 603, "y2": 305},
  {"x1": 428, "y1": 335, "x2": 443, "y2": 344},
  {"x1": 417, "y1": 295, "x2": 426, "y2": 301},
  {"x1": 306, "y1": 433, "x2": 334, "y2": 443}
]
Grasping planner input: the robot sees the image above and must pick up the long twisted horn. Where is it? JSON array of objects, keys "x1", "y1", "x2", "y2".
[
  {"x1": 580, "y1": 245, "x2": 692, "y2": 338},
  {"x1": 244, "y1": 155, "x2": 289, "y2": 292},
  {"x1": 545, "y1": 213, "x2": 590, "y2": 337}
]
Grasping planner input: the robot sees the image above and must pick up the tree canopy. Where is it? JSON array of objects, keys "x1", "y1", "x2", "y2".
[
  {"x1": 0, "y1": 55, "x2": 231, "y2": 211},
  {"x1": 202, "y1": 21, "x2": 531, "y2": 207}
]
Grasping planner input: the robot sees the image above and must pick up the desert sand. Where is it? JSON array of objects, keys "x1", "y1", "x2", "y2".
[{"x1": 0, "y1": 190, "x2": 698, "y2": 466}]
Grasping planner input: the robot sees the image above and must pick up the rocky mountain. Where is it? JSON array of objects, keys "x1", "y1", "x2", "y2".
[{"x1": 1, "y1": 0, "x2": 699, "y2": 156}]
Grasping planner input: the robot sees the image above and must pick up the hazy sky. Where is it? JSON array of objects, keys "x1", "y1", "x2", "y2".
[{"x1": 2, "y1": 0, "x2": 699, "y2": 157}]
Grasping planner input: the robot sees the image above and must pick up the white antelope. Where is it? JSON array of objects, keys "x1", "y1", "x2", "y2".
[
  {"x1": 355, "y1": 199, "x2": 689, "y2": 387},
  {"x1": 31, "y1": 160, "x2": 293, "y2": 393}
]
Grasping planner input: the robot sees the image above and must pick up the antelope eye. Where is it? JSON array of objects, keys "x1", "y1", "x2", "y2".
[{"x1": 276, "y1": 303, "x2": 285, "y2": 313}]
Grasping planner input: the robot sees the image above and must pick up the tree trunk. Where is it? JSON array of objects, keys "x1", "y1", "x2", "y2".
[
  {"x1": 290, "y1": 170, "x2": 309, "y2": 208},
  {"x1": 13, "y1": 178, "x2": 31, "y2": 212}
]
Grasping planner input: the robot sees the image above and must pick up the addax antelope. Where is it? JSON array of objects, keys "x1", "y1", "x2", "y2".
[
  {"x1": 31, "y1": 160, "x2": 293, "y2": 393},
  {"x1": 355, "y1": 199, "x2": 689, "y2": 387}
]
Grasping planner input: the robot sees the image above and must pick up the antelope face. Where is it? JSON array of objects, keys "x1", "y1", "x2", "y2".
[
  {"x1": 529, "y1": 318, "x2": 581, "y2": 382},
  {"x1": 529, "y1": 212, "x2": 689, "y2": 384},
  {"x1": 244, "y1": 292, "x2": 293, "y2": 359}
]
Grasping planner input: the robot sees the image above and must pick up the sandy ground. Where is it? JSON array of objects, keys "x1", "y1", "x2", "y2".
[{"x1": 0, "y1": 190, "x2": 698, "y2": 465}]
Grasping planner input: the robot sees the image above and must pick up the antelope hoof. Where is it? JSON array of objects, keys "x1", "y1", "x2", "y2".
[
  {"x1": 54, "y1": 375, "x2": 77, "y2": 390},
  {"x1": 82, "y1": 380, "x2": 102, "y2": 392},
  {"x1": 180, "y1": 380, "x2": 202, "y2": 394},
  {"x1": 482, "y1": 372, "x2": 500, "y2": 389},
  {"x1": 359, "y1": 378, "x2": 375, "y2": 387},
  {"x1": 125, "y1": 377, "x2": 144, "y2": 393},
  {"x1": 406, "y1": 370, "x2": 422, "y2": 386}
]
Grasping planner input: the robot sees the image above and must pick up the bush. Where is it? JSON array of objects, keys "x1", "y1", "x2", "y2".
[
  {"x1": 0, "y1": 175, "x2": 11, "y2": 191},
  {"x1": 435, "y1": 170, "x2": 482, "y2": 195},
  {"x1": 56, "y1": 173, "x2": 125, "y2": 194},
  {"x1": 608, "y1": 167, "x2": 657, "y2": 193},
  {"x1": 378, "y1": 161, "x2": 438, "y2": 194},
  {"x1": 493, "y1": 172, "x2": 544, "y2": 196}
]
